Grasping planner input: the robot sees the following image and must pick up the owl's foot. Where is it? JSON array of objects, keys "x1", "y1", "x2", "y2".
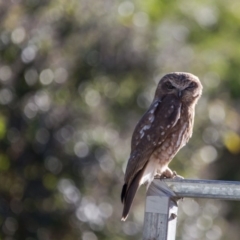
[
  {"x1": 159, "y1": 168, "x2": 184, "y2": 180},
  {"x1": 172, "y1": 171, "x2": 184, "y2": 180},
  {"x1": 159, "y1": 167, "x2": 175, "y2": 179}
]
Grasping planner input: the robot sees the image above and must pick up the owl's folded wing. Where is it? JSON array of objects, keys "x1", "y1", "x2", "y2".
[{"x1": 125, "y1": 94, "x2": 181, "y2": 183}]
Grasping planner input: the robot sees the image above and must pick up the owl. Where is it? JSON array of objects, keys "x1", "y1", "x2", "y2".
[{"x1": 121, "y1": 72, "x2": 202, "y2": 221}]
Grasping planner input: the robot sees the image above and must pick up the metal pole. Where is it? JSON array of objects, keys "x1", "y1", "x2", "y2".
[
  {"x1": 143, "y1": 178, "x2": 240, "y2": 240},
  {"x1": 143, "y1": 179, "x2": 179, "y2": 240},
  {"x1": 160, "y1": 178, "x2": 240, "y2": 200}
]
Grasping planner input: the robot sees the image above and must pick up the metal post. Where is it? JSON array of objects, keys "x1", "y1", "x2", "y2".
[
  {"x1": 143, "y1": 180, "x2": 179, "y2": 240},
  {"x1": 143, "y1": 178, "x2": 240, "y2": 240}
]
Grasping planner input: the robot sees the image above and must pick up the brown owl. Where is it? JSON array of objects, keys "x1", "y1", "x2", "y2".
[{"x1": 121, "y1": 72, "x2": 202, "y2": 221}]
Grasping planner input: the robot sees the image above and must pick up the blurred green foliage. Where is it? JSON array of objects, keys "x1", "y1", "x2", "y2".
[{"x1": 1, "y1": 0, "x2": 240, "y2": 240}]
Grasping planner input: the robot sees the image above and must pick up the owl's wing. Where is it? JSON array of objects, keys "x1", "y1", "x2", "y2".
[
  {"x1": 130, "y1": 100, "x2": 160, "y2": 151},
  {"x1": 125, "y1": 94, "x2": 181, "y2": 183},
  {"x1": 121, "y1": 95, "x2": 181, "y2": 220}
]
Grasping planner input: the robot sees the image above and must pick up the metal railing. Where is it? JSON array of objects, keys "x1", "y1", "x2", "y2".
[{"x1": 143, "y1": 178, "x2": 240, "y2": 240}]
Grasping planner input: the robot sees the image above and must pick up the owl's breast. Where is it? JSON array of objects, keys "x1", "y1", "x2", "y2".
[{"x1": 152, "y1": 119, "x2": 191, "y2": 168}]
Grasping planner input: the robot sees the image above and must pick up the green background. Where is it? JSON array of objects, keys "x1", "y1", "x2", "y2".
[{"x1": 1, "y1": 0, "x2": 240, "y2": 239}]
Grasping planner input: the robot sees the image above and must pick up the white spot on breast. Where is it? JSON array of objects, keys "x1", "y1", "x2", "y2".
[
  {"x1": 153, "y1": 141, "x2": 156, "y2": 146},
  {"x1": 159, "y1": 142, "x2": 169, "y2": 152},
  {"x1": 171, "y1": 105, "x2": 174, "y2": 108},
  {"x1": 147, "y1": 135, "x2": 151, "y2": 141},
  {"x1": 164, "y1": 142, "x2": 169, "y2": 148},
  {"x1": 167, "y1": 148, "x2": 172, "y2": 154},
  {"x1": 167, "y1": 125, "x2": 170, "y2": 128},
  {"x1": 161, "y1": 131, "x2": 165, "y2": 135}
]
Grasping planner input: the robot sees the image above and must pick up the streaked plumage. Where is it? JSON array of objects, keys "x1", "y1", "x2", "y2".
[{"x1": 121, "y1": 72, "x2": 202, "y2": 221}]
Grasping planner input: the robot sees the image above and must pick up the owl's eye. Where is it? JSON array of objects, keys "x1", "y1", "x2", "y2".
[
  {"x1": 165, "y1": 82, "x2": 175, "y2": 90},
  {"x1": 188, "y1": 82, "x2": 197, "y2": 89}
]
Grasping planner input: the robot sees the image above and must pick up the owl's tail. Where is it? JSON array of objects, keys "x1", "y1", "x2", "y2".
[{"x1": 121, "y1": 169, "x2": 144, "y2": 221}]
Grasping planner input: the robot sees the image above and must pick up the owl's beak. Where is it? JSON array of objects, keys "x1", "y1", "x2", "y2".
[{"x1": 178, "y1": 90, "x2": 182, "y2": 97}]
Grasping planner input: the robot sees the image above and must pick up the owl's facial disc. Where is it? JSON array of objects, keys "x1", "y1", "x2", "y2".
[
  {"x1": 181, "y1": 80, "x2": 202, "y2": 104},
  {"x1": 154, "y1": 72, "x2": 202, "y2": 104}
]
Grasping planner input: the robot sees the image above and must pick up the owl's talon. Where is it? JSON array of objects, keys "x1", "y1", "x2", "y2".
[
  {"x1": 159, "y1": 174, "x2": 167, "y2": 179},
  {"x1": 160, "y1": 167, "x2": 175, "y2": 179},
  {"x1": 154, "y1": 173, "x2": 162, "y2": 179},
  {"x1": 172, "y1": 174, "x2": 184, "y2": 180}
]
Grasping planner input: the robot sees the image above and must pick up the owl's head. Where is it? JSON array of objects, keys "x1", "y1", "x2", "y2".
[{"x1": 154, "y1": 72, "x2": 202, "y2": 105}]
